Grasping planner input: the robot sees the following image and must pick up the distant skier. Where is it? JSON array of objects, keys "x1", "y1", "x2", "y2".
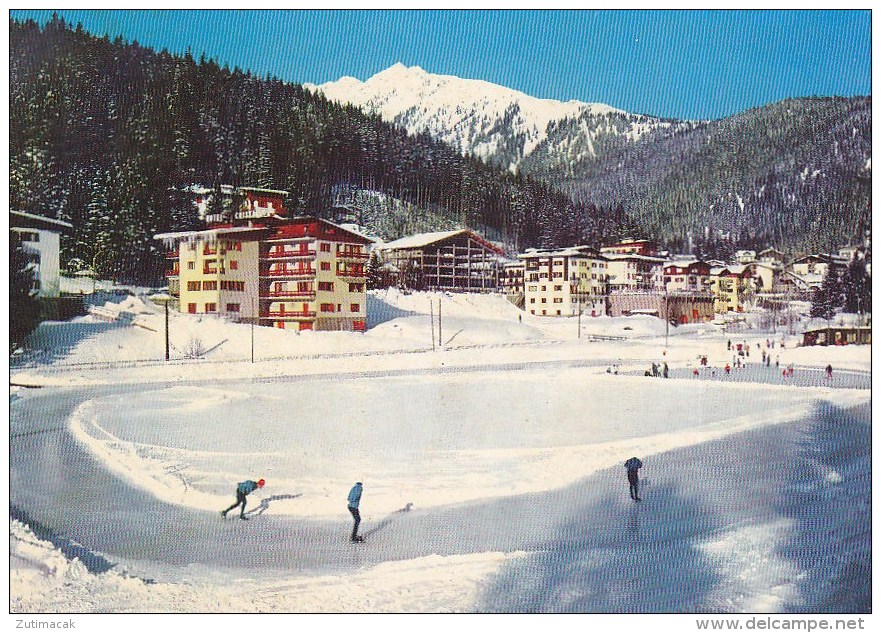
[
  {"x1": 662, "y1": 362, "x2": 668, "y2": 378},
  {"x1": 347, "y1": 481, "x2": 364, "y2": 542},
  {"x1": 624, "y1": 457, "x2": 643, "y2": 501},
  {"x1": 725, "y1": 363, "x2": 731, "y2": 375},
  {"x1": 221, "y1": 478, "x2": 265, "y2": 520},
  {"x1": 826, "y1": 364, "x2": 833, "y2": 380}
]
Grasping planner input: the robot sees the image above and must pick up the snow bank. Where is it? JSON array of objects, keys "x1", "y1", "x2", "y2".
[{"x1": 10, "y1": 519, "x2": 521, "y2": 613}]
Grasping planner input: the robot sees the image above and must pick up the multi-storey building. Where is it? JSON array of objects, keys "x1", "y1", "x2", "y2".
[
  {"x1": 710, "y1": 265, "x2": 755, "y2": 313},
  {"x1": 663, "y1": 260, "x2": 713, "y2": 293},
  {"x1": 378, "y1": 229, "x2": 503, "y2": 292},
  {"x1": 499, "y1": 259, "x2": 525, "y2": 308},
  {"x1": 521, "y1": 246, "x2": 608, "y2": 317},
  {"x1": 156, "y1": 187, "x2": 372, "y2": 332},
  {"x1": 605, "y1": 253, "x2": 665, "y2": 293}
]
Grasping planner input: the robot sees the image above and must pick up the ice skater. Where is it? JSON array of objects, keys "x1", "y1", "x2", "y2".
[
  {"x1": 348, "y1": 481, "x2": 364, "y2": 542},
  {"x1": 624, "y1": 456, "x2": 643, "y2": 501},
  {"x1": 826, "y1": 364, "x2": 833, "y2": 380},
  {"x1": 221, "y1": 478, "x2": 265, "y2": 520}
]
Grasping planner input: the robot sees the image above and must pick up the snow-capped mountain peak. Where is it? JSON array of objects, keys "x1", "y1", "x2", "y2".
[{"x1": 307, "y1": 63, "x2": 645, "y2": 171}]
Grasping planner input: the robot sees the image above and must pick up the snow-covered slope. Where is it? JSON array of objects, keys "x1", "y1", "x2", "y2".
[{"x1": 307, "y1": 63, "x2": 671, "y2": 171}]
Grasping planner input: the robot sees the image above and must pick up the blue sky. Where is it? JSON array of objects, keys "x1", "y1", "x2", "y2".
[{"x1": 10, "y1": 9, "x2": 872, "y2": 120}]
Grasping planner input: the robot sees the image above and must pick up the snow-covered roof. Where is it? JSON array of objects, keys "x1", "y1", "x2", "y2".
[
  {"x1": 380, "y1": 230, "x2": 467, "y2": 250},
  {"x1": 603, "y1": 253, "x2": 664, "y2": 263},
  {"x1": 153, "y1": 226, "x2": 267, "y2": 246},
  {"x1": 10, "y1": 210, "x2": 73, "y2": 231}
]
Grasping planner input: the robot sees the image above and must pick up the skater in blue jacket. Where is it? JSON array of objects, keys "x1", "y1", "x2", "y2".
[
  {"x1": 348, "y1": 482, "x2": 364, "y2": 542},
  {"x1": 221, "y1": 478, "x2": 265, "y2": 520},
  {"x1": 624, "y1": 457, "x2": 643, "y2": 501}
]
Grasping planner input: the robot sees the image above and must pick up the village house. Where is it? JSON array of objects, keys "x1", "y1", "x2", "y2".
[
  {"x1": 156, "y1": 187, "x2": 372, "y2": 331},
  {"x1": 787, "y1": 253, "x2": 848, "y2": 293},
  {"x1": 377, "y1": 229, "x2": 504, "y2": 292},
  {"x1": 10, "y1": 210, "x2": 73, "y2": 299},
  {"x1": 599, "y1": 238, "x2": 658, "y2": 257},
  {"x1": 520, "y1": 246, "x2": 608, "y2": 317}
]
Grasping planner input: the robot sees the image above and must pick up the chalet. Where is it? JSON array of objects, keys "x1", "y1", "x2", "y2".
[
  {"x1": 378, "y1": 229, "x2": 504, "y2": 292},
  {"x1": 734, "y1": 250, "x2": 756, "y2": 264},
  {"x1": 803, "y1": 326, "x2": 871, "y2": 346},
  {"x1": 10, "y1": 210, "x2": 73, "y2": 299},
  {"x1": 787, "y1": 254, "x2": 847, "y2": 292},
  {"x1": 520, "y1": 246, "x2": 608, "y2": 317}
]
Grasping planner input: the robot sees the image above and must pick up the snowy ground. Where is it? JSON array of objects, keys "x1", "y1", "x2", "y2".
[{"x1": 8, "y1": 284, "x2": 872, "y2": 618}]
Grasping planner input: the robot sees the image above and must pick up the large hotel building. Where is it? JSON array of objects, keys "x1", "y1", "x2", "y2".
[{"x1": 156, "y1": 187, "x2": 372, "y2": 331}]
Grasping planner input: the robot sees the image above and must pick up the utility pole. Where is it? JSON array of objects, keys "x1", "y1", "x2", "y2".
[
  {"x1": 164, "y1": 300, "x2": 170, "y2": 361},
  {"x1": 664, "y1": 284, "x2": 669, "y2": 349},
  {"x1": 577, "y1": 304, "x2": 581, "y2": 339},
  {"x1": 438, "y1": 297, "x2": 442, "y2": 348},
  {"x1": 430, "y1": 300, "x2": 436, "y2": 351}
]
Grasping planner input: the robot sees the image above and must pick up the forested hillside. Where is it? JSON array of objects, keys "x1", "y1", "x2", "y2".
[
  {"x1": 522, "y1": 97, "x2": 872, "y2": 256},
  {"x1": 9, "y1": 17, "x2": 621, "y2": 285}
]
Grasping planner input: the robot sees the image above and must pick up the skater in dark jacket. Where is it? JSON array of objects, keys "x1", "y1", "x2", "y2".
[
  {"x1": 624, "y1": 457, "x2": 643, "y2": 501},
  {"x1": 222, "y1": 478, "x2": 265, "y2": 520},
  {"x1": 348, "y1": 482, "x2": 364, "y2": 542}
]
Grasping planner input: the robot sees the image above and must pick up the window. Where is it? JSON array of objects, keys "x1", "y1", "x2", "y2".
[
  {"x1": 203, "y1": 280, "x2": 217, "y2": 291},
  {"x1": 187, "y1": 262, "x2": 195, "y2": 270},
  {"x1": 321, "y1": 262, "x2": 331, "y2": 271},
  {"x1": 554, "y1": 285, "x2": 562, "y2": 291},
  {"x1": 541, "y1": 298, "x2": 547, "y2": 303},
  {"x1": 318, "y1": 281, "x2": 334, "y2": 291},
  {"x1": 320, "y1": 303, "x2": 335, "y2": 313},
  {"x1": 187, "y1": 281, "x2": 201, "y2": 291},
  {"x1": 350, "y1": 303, "x2": 360, "y2": 312},
  {"x1": 556, "y1": 310, "x2": 561, "y2": 316},
  {"x1": 320, "y1": 243, "x2": 331, "y2": 252},
  {"x1": 205, "y1": 303, "x2": 217, "y2": 312},
  {"x1": 230, "y1": 260, "x2": 238, "y2": 270},
  {"x1": 553, "y1": 298, "x2": 563, "y2": 303},
  {"x1": 349, "y1": 283, "x2": 364, "y2": 292},
  {"x1": 188, "y1": 303, "x2": 197, "y2": 314},
  {"x1": 226, "y1": 303, "x2": 240, "y2": 312},
  {"x1": 530, "y1": 298, "x2": 535, "y2": 303}
]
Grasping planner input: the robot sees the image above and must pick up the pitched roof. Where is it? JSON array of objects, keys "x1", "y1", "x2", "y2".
[{"x1": 10, "y1": 210, "x2": 73, "y2": 231}]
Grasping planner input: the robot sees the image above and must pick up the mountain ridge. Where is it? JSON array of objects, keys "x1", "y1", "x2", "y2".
[{"x1": 307, "y1": 62, "x2": 658, "y2": 171}]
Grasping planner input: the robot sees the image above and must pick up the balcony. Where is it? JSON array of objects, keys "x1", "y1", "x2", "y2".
[
  {"x1": 336, "y1": 250, "x2": 369, "y2": 261},
  {"x1": 261, "y1": 249, "x2": 316, "y2": 260},
  {"x1": 165, "y1": 251, "x2": 179, "y2": 259},
  {"x1": 259, "y1": 267, "x2": 316, "y2": 279},
  {"x1": 336, "y1": 267, "x2": 366, "y2": 280},
  {"x1": 260, "y1": 310, "x2": 316, "y2": 319},
  {"x1": 261, "y1": 290, "x2": 317, "y2": 299}
]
